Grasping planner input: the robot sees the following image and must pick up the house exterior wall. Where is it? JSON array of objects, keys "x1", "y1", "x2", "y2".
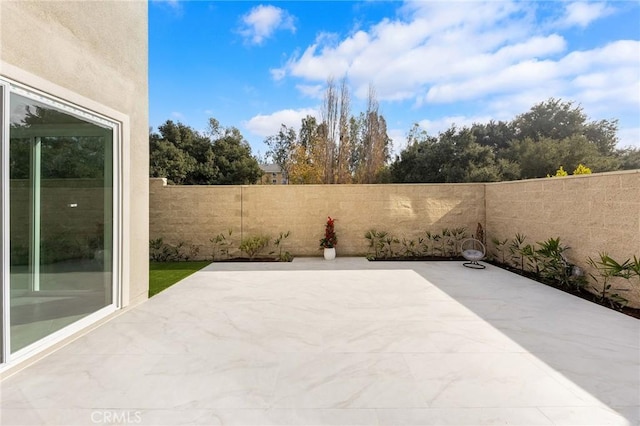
[
  {"x1": 1, "y1": 1, "x2": 149, "y2": 306},
  {"x1": 259, "y1": 171, "x2": 286, "y2": 185}
]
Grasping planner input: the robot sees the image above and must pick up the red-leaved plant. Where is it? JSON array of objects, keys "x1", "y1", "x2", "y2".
[{"x1": 319, "y1": 216, "x2": 337, "y2": 248}]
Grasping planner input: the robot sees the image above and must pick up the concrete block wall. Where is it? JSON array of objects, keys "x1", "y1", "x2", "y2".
[
  {"x1": 149, "y1": 179, "x2": 242, "y2": 260},
  {"x1": 150, "y1": 170, "x2": 639, "y2": 307},
  {"x1": 486, "y1": 170, "x2": 640, "y2": 307},
  {"x1": 149, "y1": 178, "x2": 485, "y2": 258}
]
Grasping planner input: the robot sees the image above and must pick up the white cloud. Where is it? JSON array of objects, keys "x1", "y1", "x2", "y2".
[
  {"x1": 243, "y1": 108, "x2": 319, "y2": 138},
  {"x1": 277, "y1": 1, "x2": 555, "y2": 102},
  {"x1": 270, "y1": 67, "x2": 286, "y2": 81},
  {"x1": 152, "y1": 0, "x2": 183, "y2": 16},
  {"x1": 618, "y1": 127, "x2": 640, "y2": 149},
  {"x1": 267, "y1": 1, "x2": 637, "y2": 151},
  {"x1": 239, "y1": 5, "x2": 295, "y2": 45},
  {"x1": 417, "y1": 114, "x2": 495, "y2": 135},
  {"x1": 386, "y1": 128, "x2": 407, "y2": 158},
  {"x1": 275, "y1": 1, "x2": 636, "y2": 117},
  {"x1": 559, "y1": 2, "x2": 614, "y2": 28},
  {"x1": 295, "y1": 84, "x2": 324, "y2": 99}
]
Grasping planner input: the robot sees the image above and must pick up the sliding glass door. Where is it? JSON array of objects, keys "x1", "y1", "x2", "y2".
[{"x1": 1, "y1": 83, "x2": 118, "y2": 360}]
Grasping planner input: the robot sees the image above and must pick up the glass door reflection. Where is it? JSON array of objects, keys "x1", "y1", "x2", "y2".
[{"x1": 9, "y1": 93, "x2": 114, "y2": 352}]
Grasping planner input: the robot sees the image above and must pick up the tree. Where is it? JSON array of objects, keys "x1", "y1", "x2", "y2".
[
  {"x1": 336, "y1": 78, "x2": 352, "y2": 183},
  {"x1": 262, "y1": 80, "x2": 392, "y2": 184},
  {"x1": 149, "y1": 139, "x2": 196, "y2": 184},
  {"x1": 288, "y1": 115, "x2": 324, "y2": 184},
  {"x1": 510, "y1": 98, "x2": 620, "y2": 158},
  {"x1": 471, "y1": 120, "x2": 514, "y2": 152},
  {"x1": 150, "y1": 120, "x2": 217, "y2": 184},
  {"x1": 511, "y1": 98, "x2": 588, "y2": 142},
  {"x1": 150, "y1": 119, "x2": 261, "y2": 185},
  {"x1": 390, "y1": 125, "x2": 500, "y2": 183},
  {"x1": 353, "y1": 86, "x2": 391, "y2": 183},
  {"x1": 617, "y1": 147, "x2": 640, "y2": 170},
  {"x1": 211, "y1": 127, "x2": 263, "y2": 185},
  {"x1": 265, "y1": 124, "x2": 296, "y2": 183},
  {"x1": 320, "y1": 77, "x2": 339, "y2": 183},
  {"x1": 389, "y1": 132, "x2": 441, "y2": 182},
  {"x1": 506, "y1": 135, "x2": 619, "y2": 179}
]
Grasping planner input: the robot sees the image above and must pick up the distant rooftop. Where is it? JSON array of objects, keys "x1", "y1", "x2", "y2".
[{"x1": 259, "y1": 164, "x2": 282, "y2": 173}]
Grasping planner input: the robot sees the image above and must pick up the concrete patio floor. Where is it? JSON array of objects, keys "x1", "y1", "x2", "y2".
[{"x1": 1, "y1": 258, "x2": 638, "y2": 425}]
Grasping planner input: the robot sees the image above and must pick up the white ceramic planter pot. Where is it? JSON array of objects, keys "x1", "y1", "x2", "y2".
[{"x1": 323, "y1": 247, "x2": 336, "y2": 260}]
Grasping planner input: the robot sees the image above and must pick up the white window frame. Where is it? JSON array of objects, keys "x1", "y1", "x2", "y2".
[
  {"x1": 0, "y1": 75, "x2": 124, "y2": 369},
  {"x1": 1, "y1": 80, "x2": 9, "y2": 365}
]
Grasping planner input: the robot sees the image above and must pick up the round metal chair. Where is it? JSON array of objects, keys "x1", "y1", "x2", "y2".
[{"x1": 461, "y1": 238, "x2": 486, "y2": 269}]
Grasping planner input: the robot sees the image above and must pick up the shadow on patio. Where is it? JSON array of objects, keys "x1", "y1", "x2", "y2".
[{"x1": 1, "y1": 258, "x2": 638, "y2": 425}]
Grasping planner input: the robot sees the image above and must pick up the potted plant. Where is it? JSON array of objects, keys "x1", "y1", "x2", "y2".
[{"x1": 320, "y1": 216, "x2": 337, "y2": 260}]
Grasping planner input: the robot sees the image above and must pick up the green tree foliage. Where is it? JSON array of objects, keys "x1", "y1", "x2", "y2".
[
  {"x1": 511, "y1": 98, "x2": 588, "y2": 142},
  {"x1": 149, "y1": 119, "x2": 261, "y2": 185},
  {"x1": 10, "y1": 105, "x2": 109, "y2": 180},
  {"x1": 471, "y1": 120, "x2": 514, "y2": 151},
  {"x1": 211, "y1": 127, "x2": 263, "y2": 185},
  {"x1": 149, "y1": 139, "x2": 196, "y2": 184},
  {"x1": 506, "y1": 135, "x2": 619, "y2": 179},
  {"x1": 391, "y1": 98, "x2": 630, "y2": 183},
  {"x1": 617, "y1": 147, "x2": 640, "y2": 170},
  {"x1": 391, "y1": 126, "x2": 501, "y2": 183}
]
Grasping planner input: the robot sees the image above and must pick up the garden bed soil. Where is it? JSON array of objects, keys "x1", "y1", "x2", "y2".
[
  {"x1": 212, "y1": 257, "x2": 292, "y2": 262},
  {"x1": 367, "y1": 256, "x2": 466, "y2": 262}
]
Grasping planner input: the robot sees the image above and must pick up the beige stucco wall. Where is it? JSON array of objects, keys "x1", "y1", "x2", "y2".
[
  {"x1": 1, "y1": 1, "x2": 149, "y2": 305},
  {"x1": 486, "y1": 170, "x2": 640, "y2": 307},
  {"x1": 150, "y1": 178, "x2": 486, "y2": 258}
]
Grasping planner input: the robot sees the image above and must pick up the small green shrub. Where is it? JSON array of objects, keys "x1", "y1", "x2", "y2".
[
  {"x1": 364, "y1": 229, "x2": 401, "y2": 259},
  {"x1": 573, "y1": 164, "x2": 592, "y2": 175},
  {"x1": 535, "y1": 237, "x2": 583, "y2": 290},
  {"x1": 365, "y1": 227, "x2": 467, "y2": 259},
  {"x1": 449, "y1": 227, "x2": 468, "y2": 256},
  {"x1": 425, "y1": 231, "x2": 441, "y2": 256},
  {"x1": 491, "y1": 237, "x2": 508, "y2": 264},
  {"x1": 210, "y1": 229, "x2": 234, "y2": 260},
  {"x1": 274, "y1": 231, "x2": 292, "y2": 262},
  {"x1": 365, "y1": 229, "x2": 389, "y2": 259},
  {"x1": 239, "y1": 235, "x2": 271, "y2": 260},
  {"x1": 149, "y1": 238, "x2": 199, "y2": 262},
  {"x1": 587, "y1": 253, "x2": 630, "y2": 309},
  {"x1": 400, "y1": 237, "x2": 419, "y2": 257},
  {"x1": 508, "y1": 233, "x2": 528, "y2": 271}
]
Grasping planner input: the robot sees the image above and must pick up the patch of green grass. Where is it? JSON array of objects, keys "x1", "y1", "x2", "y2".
[{"x1": 149, "y1": 261, "x2": 211, "y2": 297}]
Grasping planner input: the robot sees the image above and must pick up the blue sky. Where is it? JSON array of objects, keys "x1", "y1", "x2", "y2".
[{"x1": 149, "y1": 1, "x2": 640, "y2": 156}]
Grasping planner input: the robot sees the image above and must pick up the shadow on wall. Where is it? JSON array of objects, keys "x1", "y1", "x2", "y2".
[{"x1": 148, "y1": 178, "x2": 486, "y2": 259}]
